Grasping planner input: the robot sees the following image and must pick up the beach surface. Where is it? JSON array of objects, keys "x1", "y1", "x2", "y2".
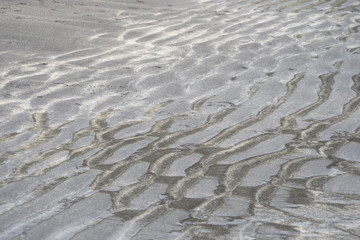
[{"x1": 1, "y1": 0, "x2": 360, "y2": 239}]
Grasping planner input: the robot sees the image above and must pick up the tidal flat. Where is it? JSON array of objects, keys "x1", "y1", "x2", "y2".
[{"x1": 0, "y1": 0, "x2": 360, "y2": 239}]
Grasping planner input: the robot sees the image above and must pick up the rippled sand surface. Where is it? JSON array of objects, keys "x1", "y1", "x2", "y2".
[{"x1": 1, "y1": 0, "x2": 360, "y2": 239}]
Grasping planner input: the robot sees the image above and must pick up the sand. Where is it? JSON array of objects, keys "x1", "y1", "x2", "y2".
[{"x1": 0, "y1": 0, "x2": 360, "y2": 239}]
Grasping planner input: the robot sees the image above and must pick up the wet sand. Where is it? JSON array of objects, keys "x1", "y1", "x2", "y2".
[{"x1": 0, "y1": 0, "x2": 360, "y2": 239}]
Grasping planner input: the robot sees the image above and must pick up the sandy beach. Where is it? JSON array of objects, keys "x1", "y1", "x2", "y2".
[{"x1": 0, "y1": 0, "x2": 360, "y2": 239}]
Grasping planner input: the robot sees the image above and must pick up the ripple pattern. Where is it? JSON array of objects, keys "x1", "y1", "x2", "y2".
[{"x1": 0, "y1": 0, "x2": 360, "y2": 239}]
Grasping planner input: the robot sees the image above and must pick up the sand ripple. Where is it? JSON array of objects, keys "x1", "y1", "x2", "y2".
[{"x1": 1, "y1": 0, "x2": 360, "y2": 239}]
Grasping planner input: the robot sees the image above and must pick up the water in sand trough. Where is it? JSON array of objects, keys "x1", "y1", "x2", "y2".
[{"x1": 0, "y1": 0, "x2": 360, "y2": 239}]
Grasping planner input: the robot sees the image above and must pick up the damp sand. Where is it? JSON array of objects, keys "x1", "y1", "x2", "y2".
[{"x1": 1, "y1": 0, "x2": 360, "y2": 239}]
